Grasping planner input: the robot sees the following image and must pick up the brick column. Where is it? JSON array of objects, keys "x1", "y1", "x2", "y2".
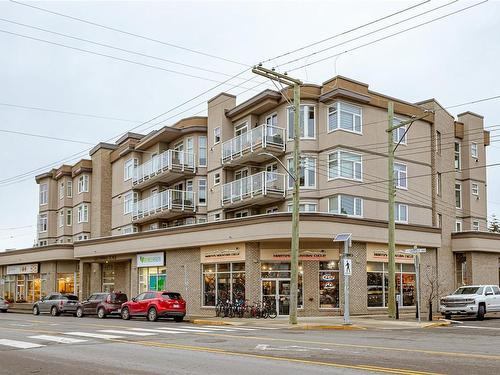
[{"x1": 245, "y1": 242, "x2": 260, "y2": 304}]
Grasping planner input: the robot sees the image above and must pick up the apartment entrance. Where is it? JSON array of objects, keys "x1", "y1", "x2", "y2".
[{"x1": 261, "y1": 279, "x2": 291, "y2": 316}]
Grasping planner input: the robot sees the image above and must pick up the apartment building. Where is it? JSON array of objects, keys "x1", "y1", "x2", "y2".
[{"x1": 1, "y1": 75, "x2": 498, "y2": 316}]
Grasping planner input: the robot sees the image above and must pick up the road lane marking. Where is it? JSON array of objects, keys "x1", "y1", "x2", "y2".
[
  {"x1": 29, "y1": 335, "x2": 87, "y2": 344},
  {"x1": 176, "y1": 325, "x2": 239, "y2": 332},
  {"x1": 200, "y1": 325, "x2": 256, "y2": 331},
  {"x1": 130, "y1": 328, "x2": 182, "y2": 334},
  {"x1": 64, "y1": 332, "x2": 123, "y2": 339},
  {"x1": 460, "y1": 325, "x2": 500, "y2": 331},
  {"x1": 155, "y1": 327, "x2": 212, "y2": 333},
  {"x1": 0, "y1": 339, "x2": 44, "y2": 349},
  {"x1": 99, "y1": 330, "x2": 156, "y2": 336}
]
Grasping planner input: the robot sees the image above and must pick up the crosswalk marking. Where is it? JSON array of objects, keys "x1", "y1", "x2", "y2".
[
  {"x1": 98, "y1": 330, "x2": 156, "y2": 336},
  {"x1": 175, "y1": 325, "x2": 237, "y2": 332},
  {"x1": 64, "y1": 332, "x2": 123, "y2": 339},
  {"x1": 129, "y1": 328, "x2": 182, "y2": 334},
  {"x1": 155, "y1": 327, "x2": 211, "y2": 333},
  {"x1": 0, "y1": 339, "x2": 44, "y2": 349},
  {"x1": 200, "y1": 325, "x2": 257, "y2": 331},
  {"x1": 29, "y1": 335, "x2": 87, "y2": 344}
]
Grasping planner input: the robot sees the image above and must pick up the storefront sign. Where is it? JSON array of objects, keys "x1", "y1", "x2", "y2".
[
  {"x1": 137, "y1": 252, "x2": 164, "y2": 268},
  {"x1": 6, "y1": 263, "x2": 39, "y2": 275},
  {"x1": 201, "y1": 243, "x2": 246, "y2": 263},
  {"x1": 366, "y1": 243, "x2": 415, "y2": 264},
  {"x1": 260, "y1": 248, "x2": 339, "y2": 261}
]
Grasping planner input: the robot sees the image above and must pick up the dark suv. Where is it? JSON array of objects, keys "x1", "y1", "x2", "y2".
[
  {"x1": 76, "y1": 292, "x2": 128, "y2": 319},
  {"x1": 33, "y1": 293, "x2": 79, "y2": 316}
]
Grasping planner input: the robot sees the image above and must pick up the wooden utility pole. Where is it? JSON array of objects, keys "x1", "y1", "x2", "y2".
[{"x1": 387, "y1": 101, "x2": 396, "y2": 318}]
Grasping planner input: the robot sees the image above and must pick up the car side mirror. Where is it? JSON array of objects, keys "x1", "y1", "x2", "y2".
[{"x1": 132, "y1": 297, "x2": 136, "y2": 302}]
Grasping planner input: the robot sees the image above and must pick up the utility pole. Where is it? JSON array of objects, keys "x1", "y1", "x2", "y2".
[{"x1": 252, "y1": 65, "x2": 302, "y2": 325}]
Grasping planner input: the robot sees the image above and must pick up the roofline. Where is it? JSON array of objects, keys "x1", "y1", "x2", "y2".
[
  {"x1": 457, "y1": 111, "x2": 484, "y2": 119},
  {"x1": 115, "y1": 132, "x2": 144, "y2": 145},
  {"x1": 208, "y1": 92, "x2": 236, "y2": 103},
  {"x1": 90, "y1": 142, "x2": 118, "y2": 156},
  {"x1": 225, "y1": 89, "x2": 281, "y2": 118}
]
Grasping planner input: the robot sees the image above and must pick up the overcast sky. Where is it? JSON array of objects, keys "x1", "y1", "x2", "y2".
[{"x1": 1, "y1": 0, "x2": 499, "y2": 250}]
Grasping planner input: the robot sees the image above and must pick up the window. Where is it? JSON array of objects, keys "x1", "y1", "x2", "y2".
[
  {"x1": 77, "y1": 204, "x2": 88, "y2": 223},
  {"x1": 266, "y1": 162, "x2": 278, "y2": 182},
  {"x1": 38, "y1": 214, "x2": 48, "y2": 232},
  {"x1": 436, "y1": 130, "x2": 442, "y2": 154},
  {"x1": 436, "y1": 172, "x2": 442, "y2": 196},
  {"x1": 288, "y1": 157, "x2": 316, "y2": 188},
  {"x1": 234, "y1": 210, "x2": 248, "y2": 218},
  {"x1": 455, "y1": 220, "x2": 462, "y2": 232},
  {"x1": 211, "y1": 212, "x2": 222, "y2": 222},
  {"x1": 203, "y1": 263, "x2": 245, "y2": 307},
  {"x1": 59, "y1": 182, "x2": 64, "y2": 199},
  {"x1": 454, "y1": 142, "x2": 461, "y2": 170},
  {"x1": 472, "y1": 182, "x2": 479, "y2": 196},
  {"x1": 437, "y1": 213, "x2": 442, "y2": 228},
  {"x1": 66, "y1": 209, "x2": 72, "y2": 226},
  {"x1": 59, "y1": 210, "x2": 64, "y2": 227},
  {"x1": 455, "y1": 183, "x2": 462, "y2": 209},
  {"x1": 124, "y1": 159, "x2": 137, "y2": 181},
  {"x1": 367, "y1": 262, "x2": 416, "y2": 307},
  {"x1": 122, "y1": 225, "x2": 138, "y2": 235},
  {"x1": 214, "y1": 127, "x2": 221, "y2": 144},
  {"x1": 75, "y1": 234, "x2": 89, "y2": 241},
  {"x1": 328, "y1": 102, "x2": 362, "y2": 133},
  {"x1": 266, "y1": 207, "x2": 278, "y2": 214},
  {"x1": 329, "y1": 195, "x2": 362, "y2": 217},
  {"x1": 78, "y1": 175, "x2": 89, "y2": 193},
  {"x1": 123, "y1": 191, "x2": 136, "y2": 215},
  {"x1": 66, "y1": 181, "x2": 72, "y2": 198},
  {"x1": 328, "y1": 150, "x2": 362, "y2": 181},
  {"x1": 214, "y1": 172, "x2": 221, "y2": 185},
  {"x1": 288, "y1": 202, "x2": 317, "y2": 212},
  {"x1": 472, "y1": 220, "x2": 480, "y2": 231},
  {"x1": 319, "y1": 261, "x2": 340, "y2": 308},
  {"x1": 234, "y1": 122, "x2": 247, "y2": 136},
  {"x1": 199, "y1": 136, "x2": 207, "y2": 167},
  {"x1": 392, "y1": 118, "x2": 407, "y2": 145},
  {"x1": 198, "y1": 179, "x2": 207, "y2": 205},
  {"x1": 394, "y1": 163, "x2": 407, "y2": 189},
  {"x1": 471, "y1": 142, "x2": 478, "y2": 159},
  {"x1": 138, "y1": 267, "x2": 166, "y2": 293},
  {"x1": 38, "y1": 240, "x2": 48, "y2": 247},
  {"x1": 39, "y1": 184, "x2": 48, "y2": 205},
  {"x1": 198, "y1": 217, "x2": 207, "y2": 224},
  {"x1": 395, "y1": 203, "x2": 408, "y2": 223},
  {"x1": 287, "y1": 105, "x2": 315, "y2": 139}
]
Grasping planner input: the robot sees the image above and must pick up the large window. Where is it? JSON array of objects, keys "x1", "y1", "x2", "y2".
[
  {"x1": 288, "y1": 202, "x2": 317, "y2": 213},
  {"x1": 78, "y1": 175, "x2": 89, "y2": 193},
  {"x1": 57, "y1": 273, "x2": 75, "y2": 294},
  {"x1": 367, "y1": 262, "x2": 415, "y2": 307},
  {"x1": 139, "y1": 267, "x2": 166, "y2": 293},
  {"x1": 454, "y1": 142, "x2": 461, "y2": 170},
  {"x1": 287, "y1": 157, "x2": 316, "y2": 188},
  {"x1": 124, "y1": 159, "x2": 137, "y2": 181},
  {"x1": 395, "y1": 203, "x2": 408, "y2": 223},
  {"x1": 202, "y1": 263, "x2": 245, "y2": 307},
  {"x1": 123, "y1": 191, "x2": 137, "y2": 215},
  {"x1": 2, "y1": 274, "x2": 47, "y2": 303},
  {"x1": 328, "y1": 150, "x2": 362, "y2": 181},
  {"x1": 198, "y1": 179, "x2": 207, "y2": 205},
  {"x1": 392, "y1": 118, "x2": 407, "y2": 145},
  {"x1": 199, "y1": 136, "x2": 207, "y2": 167},
  {"x1": 78, "y1": 204, "x2": 89, "y2": 223},
  {"x1": 319, "y1": 261, "x2": 340, "y2": 308},
  {"x1": 455, "y1": 183, "x2": 462, "y2": 209},
  {"x1": 328, "y1": 102, "x2": 362, "y2": 133},
  {"x1": 329, "y1": 195, "x2": 362, "y2": 217},
  {"x1": 38, "y1": 214, "x2": 48, "y2": 232},
  {"x1": 39, "y1": 183, "x2": 48, "y2": 205},
  {"x1": 394, "y1": 163, "x2": 407, "y2": 189},
  {"x1": 287, "y1": 105, "x2": 315, "y2": 139}
]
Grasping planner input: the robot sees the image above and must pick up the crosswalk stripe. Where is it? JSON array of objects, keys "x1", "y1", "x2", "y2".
[
  {"x1": 200, "y1": 325, "x2": 257, "y2": 331},
  {"x1": 98, "y1": 330, "x2": 156, "y2": 336},
  {"x1": 64, "y1": 332, "x2": 123, "y2": 339},
  {"x1": 176, "y1": 325, "x2": 238, "y2": 332},
  {"x1": 155, "y1": 327, "x2": 211, "y2": 333},
  {"x1": 0, "y1": 339, "x2": 44, "y2": 349},
  {"x1": 29, "y1": 335, "x2": 87, "y2": 344},
  {"x1": 129, "y1": 328, "x2": 182, "y2": 334}
]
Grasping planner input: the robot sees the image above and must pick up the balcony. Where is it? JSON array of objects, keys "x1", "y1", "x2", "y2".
[
  {"x1": 221, "y1": 171, "x2": 286, "y2": 208},
  {"x1": 221, "y1": 124, "x2": 285, "y2": 166},
  {"x1": 132, "y1": 189, "x2": 195, "y2": 223},
  {"x1": 132, "y1": 150, "x2": 195, "y2": 189}
]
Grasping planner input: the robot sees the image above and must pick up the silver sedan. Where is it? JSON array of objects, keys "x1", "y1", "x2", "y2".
[{"x1": 0, "y1": 297, "x2": 9, "y2": 312}]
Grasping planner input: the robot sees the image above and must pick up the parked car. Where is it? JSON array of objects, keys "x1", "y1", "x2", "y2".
[
  {"x1": 440, "y1": 285, "x2": 500, "y2": 320},
  {"x1": 0, "y1": 297, "x2": 9, "y2": 312},
  {"x1": 76, "y1": 292, "x2": 128, "y2": 318},
  {"x1": 33, "y1": 293, "x2": 79, "y2": 316},
  {"x1": 121, "y1": 291, "x2": 186, "y2": 322}
]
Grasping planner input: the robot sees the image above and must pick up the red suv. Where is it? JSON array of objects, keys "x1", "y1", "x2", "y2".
[{"x1": 121, "y1": 291, "x2": 186, "y2": 322}]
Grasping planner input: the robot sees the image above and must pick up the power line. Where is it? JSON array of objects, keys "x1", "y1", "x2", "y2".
[{"x1": 0, "y1": 129, "x2": 95, "y2": 145}]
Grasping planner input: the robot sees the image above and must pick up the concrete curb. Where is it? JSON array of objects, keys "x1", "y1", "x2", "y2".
[{"x1": 191, "y1": 319, "x2": 234, "y2": 326}]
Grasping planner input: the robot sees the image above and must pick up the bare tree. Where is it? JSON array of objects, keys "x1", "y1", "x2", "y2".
[{"x1": 422, "y1": 265, "x2": 443, "y2": 321}]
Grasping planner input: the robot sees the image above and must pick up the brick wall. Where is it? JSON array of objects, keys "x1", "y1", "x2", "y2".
[{"x1": 471, "y1": 252, "x2": 499, "y2": 285}]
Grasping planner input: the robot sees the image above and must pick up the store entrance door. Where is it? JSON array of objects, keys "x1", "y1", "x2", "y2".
[{"x1": 261, "y1": 279, "x2": 291, "y2": 316}]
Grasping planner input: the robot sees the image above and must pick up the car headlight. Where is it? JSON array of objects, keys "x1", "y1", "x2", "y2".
[{"x1": 464, "y1": 298, "x2": 476, "y2": 304}]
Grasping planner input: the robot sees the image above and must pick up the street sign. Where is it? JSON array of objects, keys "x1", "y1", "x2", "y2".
[
  {"x1": 343, "y1": 258, "x2": 352, "y2": 276},
  {"x1": 403, "y1": 248, "x2": 426, "y2": 255}
]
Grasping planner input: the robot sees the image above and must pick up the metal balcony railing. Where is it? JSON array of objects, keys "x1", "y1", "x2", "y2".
[
  {"x1": 221, "y1": 124, "x2": 285, "y2": 162},
  {"x1": 132, "y1": 150, "x2": 195, "y2": 185},
  {"x1": 132, "y1": 189, "x2": 195, "y2": 220},
  {"x1": 221, "y1": 171, "x2": 286, "y2": 205}
]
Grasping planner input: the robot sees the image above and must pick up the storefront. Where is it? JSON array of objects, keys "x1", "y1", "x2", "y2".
[{"x1": 137, "y1": 252, "x2": 166, "y2": 293}]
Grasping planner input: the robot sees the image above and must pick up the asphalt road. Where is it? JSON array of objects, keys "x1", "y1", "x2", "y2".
[{"x1": 0, "y1": 312, "x2": 499, "y2": 375}]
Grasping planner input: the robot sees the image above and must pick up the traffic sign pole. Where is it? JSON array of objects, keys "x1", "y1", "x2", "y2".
[{"x1": 403, "y1": 246, "x2": 426, "y2": 323}]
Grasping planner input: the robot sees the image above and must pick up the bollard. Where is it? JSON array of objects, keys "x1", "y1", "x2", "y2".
[
  {"x1": 428, "y1": 301, "x2": 433, "y2": 321},
  {"x1": 396, "y1": 300, "x2": 399, "y2": 320}
]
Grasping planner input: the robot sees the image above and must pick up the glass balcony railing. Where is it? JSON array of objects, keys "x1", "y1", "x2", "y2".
[
  {"x1": 221, "y1": 124, "x2": 285, "y2": 163},
  {"x1": 132, "y1": 189, "x2": 195, "y2": 220},
  {"x1": 132, "y1": 150, "x2": 195, "y2": 186},
  {"x1": 221, "y1": 171, "x2": 286, "y2": 205}
]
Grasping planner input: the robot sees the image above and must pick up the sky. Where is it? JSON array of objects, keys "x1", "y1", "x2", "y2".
[{"x1": 0, "y1": 0, "x2": 499, "y2": 250}]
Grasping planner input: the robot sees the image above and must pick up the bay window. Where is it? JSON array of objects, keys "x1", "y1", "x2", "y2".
[
  {"x1": 455, "y1": 183, "x2": 462, "y2": 209},
  {"x1": 78, "y1": 204, "x2": 88, "y2": 223},
  {"x1": 78, "y1": 175, "x2": 89, "y2": 193},
  {"x1": 39, "y1": 183, "x2": 48, "y2": 205},
  {"x1": 328, "y1": 150, "x2": 362, "y2": 181},
  {"x1": 287, "y1": 157, "x2": 316, "y2": 188},
  {"x1": 287, "y1": 105, "x2": 315, "y2": 139},
  {"x1": 329, "y1": 195, "x2": 362, "y2": 217},
  {"x1": 328, "y1": 102, "x2": 362, "y2": 133},
  {"x1": 38, "y1": 214, "x2": 48, "y2": 232}
]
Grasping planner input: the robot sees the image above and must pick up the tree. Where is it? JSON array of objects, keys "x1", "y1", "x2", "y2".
[
  {"x1": 489, "y1": 214, "x2": 500, "y2": 233},
  {"x1": 422, "y1": 265, "x2": 444, "y2": 321}
]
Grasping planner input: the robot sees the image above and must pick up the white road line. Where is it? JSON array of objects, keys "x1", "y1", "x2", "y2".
[
  {"x1": 176, "y1": 325, "x2": 238, "y2": 332},
  {"x1": 0, "y1": 339, "x2": 44, "y2": 349},
  {"x1": 98, "y1": 330, "x2": 156, "y2": 336},
  {"x1": 129, "y1": 328, "x2": 182, "y2": 334},
  {"x1": 64, "y1": 332, "x2": 123, "y2": 339},
  {"x1": 155, "y1": 327, "x2": 212, "y2": 333},
  {"x1": 461, "y1": 325, "x2": 500, "y2": 331},
  {"x1": 239, "y1": 326, "x2": 280, "y2": 330},
  {"x1": 200, "y1": 325, "x2": 257, "y2": 331},
  {"x1": 29, "y1": 335, "x2": 87, "y2": 344}
]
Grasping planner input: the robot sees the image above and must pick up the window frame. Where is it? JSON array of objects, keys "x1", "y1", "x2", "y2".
[
  {"x1": 214, "y1": 126, "x2": 221, "y2": 144},
  {"x1": 77, "y1": 204, "x2": 89, "y2": 223},
  {"x1": 436, "y1": 130, "x2": 442, "y2": 154},
  {"x1": 455, "y1": 220, "x2": 463, "y2": 232},
  {"x1": 234, "y1": 210, "x2": 249, "y2": 218},
  {"x1": 436, "y1": 172, "x2": 442, "y2": 196},
  {"x1": 59, "y1": 210, "x2": 64, "y2": 228},
  {"x1": 287, "y1": 156, "x2": 316, "y2": 189},
  {"x1": 288, "y1": 201, "x2": 318, "y2": 213},
  {"x1": 66, "y1": 181, "x2": 73, "y2": 198},
  {"x1": 123, "y1": 191, "x2": 136, "y2": 215},
  {"x1": 327, "y1": 101, "x2": 363, "y2": 135},
  {"x1": 471, "y1": 142, "x2": 478, "y2": 159},
  {"x1": 328, "y1": 195, "x2": 363, "y2": 217},
  {"x1": 394, "y1": 162, "x2": 408, "y2": 190},
  {"x1": 472, "y1": 220, "x2": 480, "y2": 231},
  {"x1": 66, "y1": 209, "x2": 72, "y2": 226},
  {"x1": 198, "y1": 136, "x2": 207, "y2": 167},
  {"x1": 213, "y1": 172, "x2": 221, "y2": 186},
  {"x1": 287, "y1": 104, "x2": 316, "y2": 140},
  {"x1": 198, "y1": 178, "x2": 207, "y2": 206},
  {"x1": 78, "y1": 175, "x2": 89, "y2": 194},
  {"x1": 59, "y1": 181, "x2": 65, "y2": 200},
  {"x1": 39, "y1": 183, "x2": 48, "y2": 205},
  {"x1": 394, "y1": 203, "x2": 409, "y2": 224},
  {"x1": 471, "y1": 182, "x2": 479, "y2": 196},
  {"x1": 455, "y1": 183, "x2": 462, "y2": 209},
  {"x1": 38, "y1": 213, "x2": 48, "y2": 232},
  {"x1": 454, "y1": 141, "x2": 461, "y2": 170},
  {"x1": 392, "y1": 118, "x2": 408, "y2": 145},
  {"x1": 327, "y1": 149, "x2": 363, "y2": 182},
  {"x1": 124, "y1": 158, "x2": 137, "y2": 181}
]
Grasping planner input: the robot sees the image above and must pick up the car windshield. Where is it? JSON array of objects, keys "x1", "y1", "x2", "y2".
[
  {"x1": 112, "y1": 294, "x2": 128, "y2": 303},
  {"x1": 453, "y1": 287, "x2": 484, "y2": 295},
  {"x1": 162, "y1": 292, "x2": 182, "y2": 300}
]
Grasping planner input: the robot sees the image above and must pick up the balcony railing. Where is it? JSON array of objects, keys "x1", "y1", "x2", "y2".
[
  {"x1": 221, "y1": 124, "x2": 285, "y2": 163},
  {"x1": 132, "y1": 189, "x2": 195, "y2": 221},
  {"x1": 222, "y1": 171, "x2": 286, "y2": 206},
  {"x1": 132, "y1": 150, "x2": 195, "y2": 186}
]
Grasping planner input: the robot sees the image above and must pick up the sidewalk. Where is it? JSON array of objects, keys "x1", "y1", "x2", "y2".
[{"x1": 189, "y1": 313, "x2": 451, "y2": 330}]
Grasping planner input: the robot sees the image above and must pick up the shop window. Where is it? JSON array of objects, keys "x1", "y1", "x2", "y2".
[
  {"x1": 319, "y1": 261, "x2": 339, "y2": 308},
  {"x1": 202, "y1": 263, "x2": 245, "y2": 307},
  {"x1": 366, "y1": 262, "x2": 415, "y2": 308},
  {"x1": 139, "y1": 267, "x2": 166, "y2": 294},
  {"x1": 102, "y1": 263, "x2": 115, "y2": 293},
  {"x1": 57, "y1": 273, "x2": 75, "y2": 294},
  {"x1": 3, "y1": 275, "x2": 15, "y2": 302},
  {"x1": 261, "y1": 262, "x2": 303, "y2": 310}
]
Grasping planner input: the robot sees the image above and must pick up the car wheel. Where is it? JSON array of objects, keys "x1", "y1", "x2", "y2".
[
  {"x1": 51, "y1": 306, "x2": 60, "y2": 317},
  {"x1": 121, "y1": 307, "x2": 131, "y2": 320},
  {"x1": 76, "y1": 307, "x2": 84, "y2": 318},
  {"x1": 97, "y1": 307, "x2": 106, "y2": 319},
  {"x1": 445, "y1": 314, "x2": 452, "y2": 320},
  {"x1": 477, "y1": 304, "x2": 485, "y2": 321},
  {"x1": 147, "y1": 307, "x2": 158, "y2": 322},
  {"x1": 33, "y1": 306, "x2": 40, "y2": 315}
]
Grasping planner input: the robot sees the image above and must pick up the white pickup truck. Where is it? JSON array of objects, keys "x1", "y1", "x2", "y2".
[{"x1": 440, "y1": 285, "x2": 500, "y2": 320}]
